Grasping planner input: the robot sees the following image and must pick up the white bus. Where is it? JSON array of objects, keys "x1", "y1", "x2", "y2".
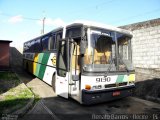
[{"x1": 23, "y1": 21, "x2": 135, "y2": 104}]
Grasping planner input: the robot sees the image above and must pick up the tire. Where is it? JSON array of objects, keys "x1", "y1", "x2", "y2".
[{"x1": 52, "y1": 73, "x2": 56, "y2": 92}]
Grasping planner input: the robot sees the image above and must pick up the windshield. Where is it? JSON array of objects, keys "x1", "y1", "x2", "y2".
[
  {"x1": 117, "y1": 33, "x2": 133, "y2": 71},
  {"x1": 83, "y1": 28, "x2": 133, "y2": 72}
]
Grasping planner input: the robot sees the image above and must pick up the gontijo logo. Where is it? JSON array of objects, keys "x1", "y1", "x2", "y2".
[{"x1": 51, "y1": 56, "x2": 56, "y2": 66}]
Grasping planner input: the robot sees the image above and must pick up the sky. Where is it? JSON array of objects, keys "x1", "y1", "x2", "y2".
[{"x1": 0, "y1": 0, "x2": 160, "y2": 52}]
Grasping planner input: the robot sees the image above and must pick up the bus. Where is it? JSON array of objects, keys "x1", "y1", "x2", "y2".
[{"x1": 23, "y1": 21, "x2": 135, "y2": 105}]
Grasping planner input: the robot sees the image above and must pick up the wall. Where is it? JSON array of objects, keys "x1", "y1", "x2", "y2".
[
  {"x1": 10, "y1": 47, "x2": 23, "y2": 68},
  {"x1": 0, "y1": 42, "x2": 10, "y2": 68},
  {"x1": 120, "y1": 18, "x2": 160, "y2": 102},
  {"x1": 120, "y1": 18, "x2": 160, "y2": 81}
]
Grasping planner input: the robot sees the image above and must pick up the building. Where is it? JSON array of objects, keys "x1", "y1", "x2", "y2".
[
  {"x1": 120, "y1": 18, "x2": 160, "y2": 102},
  {"x1": 120, "y1": 18, "x2": 160, "y2": 80},
  {"x1": 0, "y1": 40, "x2": 12, "y2": 70}
]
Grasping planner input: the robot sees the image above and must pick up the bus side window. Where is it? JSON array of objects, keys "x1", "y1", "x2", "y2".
[
  {"x1": 48, "y1": 34, "x2": 56, "y2": 50},
  {"x1": 35, "y1": 39, "x2": 42, "y2": 52},
  {"x1": 42, "y1": 36, "x2": 49, "y2": 51},
  {"x1": 55, "y1": 32, "x2": 62, "y2": 49},
  {"x1": 30, "y1": 40, "x2": 35, "y2": 52},
  {"x1": 23, "y1": 43, "x2": 27, "y2": 53}
]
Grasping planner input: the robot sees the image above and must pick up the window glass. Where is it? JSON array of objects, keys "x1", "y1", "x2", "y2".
[
  {"x1": 23, "y1": 43, "x2": 28, "y2": 52},
  {"x1": 117, "y1": 33, "x2": 130, "y2": 60},
  {"x1": 24, "y1": 31, "x2": 62, "y2": 52},
  {"x1": 57, "y1": 41, "x2": 67, "y2": 77},
  {"x1": 34, "y1": 38, "x2": 42, "y2": 52},
  {"x1": 30, "y1": 40, "x2": 35, "y2": 52},
  {"x1": 66, "y1": 27, "x2": 81, "y2": 38},
  {"x1": 117, "y1": 33, "x2": 133, "y2": 71},
  {"x1": 48, "y1": 35, "x2": 56, "y2": 50},
  {"x1": 55, "y1": 32, "x2": 62, "y2": 49},
  {"x1": 42, "y1": 35, "x2": 49, "y2": 51}
]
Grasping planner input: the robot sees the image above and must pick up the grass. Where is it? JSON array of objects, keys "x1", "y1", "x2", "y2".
[
  {"x1": 0, "y1": 72, "x2": 34, "y2": 115},
  {"x1": 0, "y1": 72, "x2": 19, "y2": 93},
  {"x1": 0, "y1": 72, "x2": 18, "y2": 80}
]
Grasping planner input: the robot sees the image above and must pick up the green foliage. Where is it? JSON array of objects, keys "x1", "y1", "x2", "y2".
[
  {"x1": 0, "y1": 72, "x2": 18, "y2": 80},
  {"x1": 0, "y1": 72, "x2": 34, "y2": 115}
]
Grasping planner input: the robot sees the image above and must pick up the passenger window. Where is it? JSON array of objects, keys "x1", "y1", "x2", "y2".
[
  {"x1": 34, "y1": 39, "x2": 42, "y2": 52},
  {"x1": 55, "y1": 32, "x2": 62, "y2": 48},
  {"x1": 48, "y1": 35, "x2": 55, "y2": 50},
  {"x1": 42, "y1": 36, "x2": 49, "y2": 51}
]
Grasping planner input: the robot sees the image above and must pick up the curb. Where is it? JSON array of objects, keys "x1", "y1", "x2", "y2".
[
  {"x1": 131, "y1": 97, "x2": 160, "y2": 106},
  {"x1": 146, "y1": 95, "x2": 160, "y2": 103},
  {"x1": 11, "y1": 82, "x2": 35, "y2": 116},
  {"x1": 12, "y1": 92, "x2": 34, "y2": 116},
  {"x1": 11, "y1": 72, "x2": 35, "y2": 117}
]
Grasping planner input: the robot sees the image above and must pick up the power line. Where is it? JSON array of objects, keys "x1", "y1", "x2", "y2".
[
  {"x1": 0, "y1": 12, "x2": 45, "y2": 35},
  {"x1": 112, "y1": 8, "x2": 160, "y2": 24},
  {"x1": 0, "y1": 0, "x2": 116, "y2": 21},
  {"x1": 68, "y1": 0, "x2": 116, "y2": 14},
  {"x1": 95, "y1": 0, "x2": 116, "y2": 9}
]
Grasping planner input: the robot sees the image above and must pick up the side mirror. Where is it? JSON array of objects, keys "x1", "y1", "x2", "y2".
[{"x1": 56, "y1": 38, "x2": 67, "y2": 50}]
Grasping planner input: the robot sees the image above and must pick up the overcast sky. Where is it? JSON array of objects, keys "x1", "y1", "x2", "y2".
[{"x1": 0, "y1": 0, "x2": 160, "y2": 51}]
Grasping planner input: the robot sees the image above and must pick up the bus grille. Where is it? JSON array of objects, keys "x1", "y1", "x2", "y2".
[
  {"x1": 105, "y1": 83, "x2": 116, "y2": 88},
  {"x1": 105, "y1": 82, "x2": 127, "y2": 88}
]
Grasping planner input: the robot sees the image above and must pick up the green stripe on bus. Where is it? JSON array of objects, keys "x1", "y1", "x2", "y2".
[
  {"x1": 38, "y1": 64, "x2": 46, "y2": 79},
  {"x1": 38, "y1": 53, "x2": 50, "y2": 79},
  {"x1": 41, "y1": 53, "x2": 50, "y2": 64},
  {"x1": 123, "y1": 75, "x2": 128, "y2": 82},
  {"x1": 35, "y1": 63, "x2": 40, "y2": 76},
  {"x1": 116, "y1": 75, "x2": 124, "y2": 83},
  {"x1": 38, "y1": 53, "x2": 44, "y2": 63}
]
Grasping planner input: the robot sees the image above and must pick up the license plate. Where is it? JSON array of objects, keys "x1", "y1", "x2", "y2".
[{"x1": 112, "y1": 91, "x2": 121, "y2": 96}]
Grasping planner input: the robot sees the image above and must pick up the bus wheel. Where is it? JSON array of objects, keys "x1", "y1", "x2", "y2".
[{"x1": 52, "y1": 74, "x2": 56, "y2": 92}]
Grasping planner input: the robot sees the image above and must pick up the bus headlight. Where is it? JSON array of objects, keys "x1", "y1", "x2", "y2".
[
  {"x1": 85, "y1": 85, "x2": 91, "y2": 90},
  {"x1": 129, "y1": 81, "x2": 135, "y2": 85}
]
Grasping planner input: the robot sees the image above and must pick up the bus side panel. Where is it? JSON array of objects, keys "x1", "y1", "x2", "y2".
[
  {"x1": 35, "y1": 63, "x2": 40, "y2": 77},
  {"x1": 37, "y1": 53, "x2": 50, "y2": 79},
  {"x1": 32, "y1": 52, "x2": 56, "y2": 85},
  {"x1": 31, "y1": 53, "x2": 47, "y2": 79},
  {"x1": 33, "y1": 62, "x2": 40, "y2": 77},
  {"x1": 41, "y1": 53, "x2": 50, "y2": 65},
  {"x1": 42, "y1": 53, "x2": 57, "y2": 85},
  {"x1": 24, "y1": 52, "x2": 57, "y2": 86},
  {"x1": 42, "y1": 66, "x2": 56, "y2": 85},
  {"x1": 28, "y1": 60, "x2": 34, "y2": 73},
  {"x1": 23, "y1": 59, "x2": 27, "y2": 70}
]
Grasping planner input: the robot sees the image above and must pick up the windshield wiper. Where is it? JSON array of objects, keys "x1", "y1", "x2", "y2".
[
  {"x1": 104, "y1": 57, "x2": 114, "y2": 77},
  {"x1": 119, "y1": 54, "x2": 129, "y2": 72}
]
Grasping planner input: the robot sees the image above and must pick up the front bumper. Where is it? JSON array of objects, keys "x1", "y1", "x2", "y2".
[{"x1": 82, "y1": 85, "x2": 135, "y2": 105}]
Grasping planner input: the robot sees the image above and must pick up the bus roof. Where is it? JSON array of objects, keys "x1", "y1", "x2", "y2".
[
  {"x1": 24, "y1": 26, "x2": 63, "y2": 44},
  {"x1": 66, "y1": 20, "x2": 132, "y2": 36},
  {"x1": 24, "y1": 20, "x2": 132, "y2": 44}
]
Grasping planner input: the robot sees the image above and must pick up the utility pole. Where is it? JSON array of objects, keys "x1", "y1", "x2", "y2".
[{"x1": 42, "y1": 17, "x2": 46, "y2": 34}]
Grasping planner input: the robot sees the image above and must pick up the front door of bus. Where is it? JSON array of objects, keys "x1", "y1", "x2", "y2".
[
  {"x1": 56, "y1": 39, "x2": 70, "y2": 98},
  {"x1": 69, "y1": 41, "x2": 80, "y2": 100}
]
